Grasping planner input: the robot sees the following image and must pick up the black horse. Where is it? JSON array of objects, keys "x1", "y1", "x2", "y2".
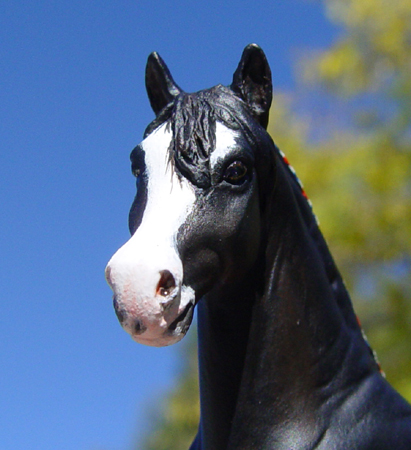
[{"x1": 105, "y1": 44, "x2": 411, "y2": 449}]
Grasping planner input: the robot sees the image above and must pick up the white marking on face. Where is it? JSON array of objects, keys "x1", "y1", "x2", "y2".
[
  {"x1": 210, "y1": 122, "x2": 239, "y2": 168},
  {"x1": 105, "y1": 123, "x2": 196, "y2": 347}
]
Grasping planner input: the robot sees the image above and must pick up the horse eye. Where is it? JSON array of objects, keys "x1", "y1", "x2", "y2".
[{"x1": 223, "y1": 161, "x2": 248, "y2": 185}]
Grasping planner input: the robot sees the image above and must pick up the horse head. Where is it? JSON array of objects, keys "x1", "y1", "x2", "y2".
[{"x1": 105, "y1": 44, "x2": 275, "y2": 347}]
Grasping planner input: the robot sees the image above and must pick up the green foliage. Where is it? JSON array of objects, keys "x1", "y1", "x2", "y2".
[
  {"x1": 305, "y1": 0, "x2": 411, "y2": 100},
  {"x1": 141, "y1": 1, "x2": 411, "y2": 447}
]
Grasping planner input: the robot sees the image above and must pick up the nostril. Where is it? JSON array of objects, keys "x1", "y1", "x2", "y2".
[{"x1": 157, "y1": 270, "x2": 176, "y2": 297}]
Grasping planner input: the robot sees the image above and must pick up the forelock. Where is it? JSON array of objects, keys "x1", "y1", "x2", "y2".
[{"x1": 143, "y1": 86, "x2": 261, "y2": 188}]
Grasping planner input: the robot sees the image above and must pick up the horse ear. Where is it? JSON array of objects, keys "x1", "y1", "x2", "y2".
[
  {"x1": 231, "y1": 44, "x2": 272, "y2": 129},
  {"x1": 145, "y1": 52, "x2": 182, "y2": 116}
]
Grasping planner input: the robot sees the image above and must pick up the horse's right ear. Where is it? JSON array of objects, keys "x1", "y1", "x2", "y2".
[
  {"x1": 231, "y1": 44, "x2": 272, "y2": 129},
  {"x1": 145, "y1": 52, "x2": 182, "y2": 116}
]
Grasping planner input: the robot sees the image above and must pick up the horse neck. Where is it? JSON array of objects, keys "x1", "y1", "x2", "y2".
[
  {"x1": 196, "y1": 268, "x2": 260, "y2": 450},
  {"x1": 225, "y1": 156, "x2": 381, "y2": 449}
]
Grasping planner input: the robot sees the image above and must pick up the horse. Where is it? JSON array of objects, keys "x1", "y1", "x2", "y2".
[{"x1": 105, "y1": 44, "x2": 411, "y2": 449}]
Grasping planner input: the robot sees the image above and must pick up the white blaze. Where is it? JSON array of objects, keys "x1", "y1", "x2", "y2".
[
  {"x1": 210, "y1": 122, "x2": 238, "y2": 167},
  {"x1": 105, "y1": 123, "x2": 196, "y2": 346}
]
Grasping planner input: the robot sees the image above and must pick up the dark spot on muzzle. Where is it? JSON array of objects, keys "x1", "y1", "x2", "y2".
[
  {"x1": 133, "y1": 319, "x2": 147, "y2": 334},
  {"x1": 113, "y1": 296, "x2": 125, "y2": 324},
  {"x1": 113, "y1": 296, "x2": 147, "y2": 335}
]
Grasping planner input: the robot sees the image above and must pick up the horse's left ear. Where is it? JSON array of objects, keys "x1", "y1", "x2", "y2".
[
  {"x1": 231, "y1": 44, "x2": 272, "y2": 129},
  {"x1": 146, "y1": 52, "x2": 182, "y2": 116}
]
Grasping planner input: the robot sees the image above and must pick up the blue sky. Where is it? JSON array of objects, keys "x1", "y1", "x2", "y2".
[{"x1": 0, "y1": 1, "x2": 337, "y2": 449}]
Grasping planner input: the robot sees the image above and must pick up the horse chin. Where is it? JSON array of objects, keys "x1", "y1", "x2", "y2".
[
  {"x1": 132, "y1": 333, "x2": 184, "y2": 347},
  {"x1": 128, "y1": 301, "x2": 195, "y2": 347}
]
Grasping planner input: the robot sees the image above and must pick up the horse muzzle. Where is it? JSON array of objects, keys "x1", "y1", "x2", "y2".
[{"x1": 105, "y1": 242, "x2": 196, "y2": 347}]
